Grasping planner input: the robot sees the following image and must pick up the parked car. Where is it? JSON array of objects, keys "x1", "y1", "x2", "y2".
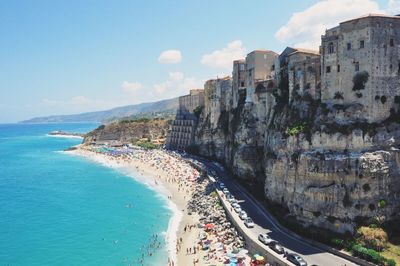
[
  {"x1": 286, "y1": 253, "x2": 307, "y2": 266},
  {"x1": 223, "y1": 188, "x2": 229, "y2": 194},
  {"x1": 269, "y1": 241, "x2": 285, "y2": 254},
  {"x1": 219, "y1": 182, "x2": 225, "y2": 189},
  {"x1": 232, "y1": 203, "x2": 241, "y2": 213},
  {"x1": 228, "y1": 197, "x2": 237, "y2": 204},
  {"x1": 244, "y1": 218, "x2": 254, "y2": 228},
  {"x1": 258, "y1": 233, "x2": 273, "y2": 244},
  {"x1": 239, "y1": 210, "x2": 248, "y2": 220}
]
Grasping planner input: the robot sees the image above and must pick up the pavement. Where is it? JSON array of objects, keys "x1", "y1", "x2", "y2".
[{"x1": 189, "y1": 156, "x2": 359, "y2": 266}]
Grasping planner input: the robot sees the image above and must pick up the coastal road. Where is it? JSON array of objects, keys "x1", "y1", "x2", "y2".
[{"x1": 193, "y1": 158, "x2": 358, "y2": 266}]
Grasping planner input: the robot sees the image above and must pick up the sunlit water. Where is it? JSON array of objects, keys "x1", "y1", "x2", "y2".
[{"x1": 0, "y1": 123, "x2": 170, "y2": 266}]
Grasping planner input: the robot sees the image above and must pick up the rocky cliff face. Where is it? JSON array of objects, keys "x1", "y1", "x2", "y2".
[
  {"x1": 83, "y1": 119, "x2": 170, "y2": 144},
  {"x1": 194, "y1": 87, "x2": 400, "y2": 233}
]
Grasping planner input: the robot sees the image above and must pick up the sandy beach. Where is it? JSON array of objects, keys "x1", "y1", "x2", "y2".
[{"x1": 67, "y1": 144, "x2": 249, "y2": 266}]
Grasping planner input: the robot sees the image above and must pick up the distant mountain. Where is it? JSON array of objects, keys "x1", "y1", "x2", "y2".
[{"x1": 20, "y1": 97, "x2": 179, "y2": 123}]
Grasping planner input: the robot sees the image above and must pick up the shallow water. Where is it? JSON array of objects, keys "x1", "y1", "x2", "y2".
[{"x1": 0, "y1": 123, "x2": 170, "y2": 266}]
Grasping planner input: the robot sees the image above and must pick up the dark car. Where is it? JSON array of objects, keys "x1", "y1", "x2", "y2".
[
  {"x1": 287, "y1": 253, "x2": 307, "y2": 266},
  {"x1": 268, "y1": 241, "x2": 285, "y2": 254}
]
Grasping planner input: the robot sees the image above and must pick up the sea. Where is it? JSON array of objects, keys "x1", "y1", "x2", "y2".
[{"x1": 0, "y1": 123, "x2": 171, "y2": 266}]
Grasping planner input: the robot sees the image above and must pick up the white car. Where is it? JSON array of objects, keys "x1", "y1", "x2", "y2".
[
  {"x1": 239, "y1": 210, "x2": 248, "y2": 220},
  {"x1": 232, "y1": 203, "x2": 241, "y2": 213},
  {"x1": 244, "y1": 218, "x2": 254, "y2": 228},
  {"x1": 228, "y1": 197, "x2": 237, "y2": 204},
  {"x1": 223, "y1": 188, "x2": 229, "y2": 194},
  {"x1": 258, "y1": 233, "x2": 273, "y2": 244}
]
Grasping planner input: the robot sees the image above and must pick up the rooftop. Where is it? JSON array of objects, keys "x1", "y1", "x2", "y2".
[
  {"x1": 288, "y1": 48, "x2": 320, "y2": 56},
  {"x1": 341, "y1": 13, "x2": 400, "y2": 24}
]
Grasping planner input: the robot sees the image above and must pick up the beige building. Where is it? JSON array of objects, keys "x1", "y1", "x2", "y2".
[
  {"x1": 288, "y1": 49, "x2": 321, "y2": 102},
  {"x1": 179, "y1": 89, "x2": 205, "y2": 113},
  {"x1": 232, "y1": 59, "x2": 247, "y2": 108},
  {"x1": 245, "y1": 50, "x2": 278, "y2": 105},
  {"x1": 166, "y1": 89, "x2": 205, "y2": 150},
  {"x1": 204, "y1": 77, "x2": 232, "y2": 128},
  {"x1": 321, "y1": 14, "x2": 400, "y2": 122}
]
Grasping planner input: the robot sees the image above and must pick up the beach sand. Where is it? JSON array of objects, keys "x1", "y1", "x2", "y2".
[{"x1": 67, "y1": 145, "x2": 243, "y2": 266}]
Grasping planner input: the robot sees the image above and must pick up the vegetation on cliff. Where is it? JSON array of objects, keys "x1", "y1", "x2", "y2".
[{"x1": 83, "y1": 118, "x2": 171, "y2": 147}]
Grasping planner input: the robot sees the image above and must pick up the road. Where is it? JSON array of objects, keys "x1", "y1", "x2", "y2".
[{"x1": 190, "y1": 156, "x2": 358, "y2": 266}]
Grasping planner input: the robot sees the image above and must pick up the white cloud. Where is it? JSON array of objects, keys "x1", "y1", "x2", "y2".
[
  {"x1": 275, "y1": 0, "x2": 382, "y2": 49},
  {"x1": 122, "y1": 81, "x2": 143, "y2": 95},
  {"x1": 387, "y1": 0, "x2": 400, "y2": 14},
  {"x1": 152, "y1": 72, "x2": 204, "y2": 97},
  {"x1": 201, "y1": 40, "x2": 246, "y2": 69},
  {"x1": 158, "y1": 50, "x2": 182, "y2": 64}
]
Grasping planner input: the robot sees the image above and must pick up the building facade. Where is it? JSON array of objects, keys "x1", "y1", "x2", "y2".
[
  {"x1": 287, "y1": 49, "x2": 321, "y2": 102},
  {"x1": 232, "y1": 59, "x2": 247, "y2": 108},
  {"x1": 166, "y1": 89, "x2": 205, "y2": 150},
  {"x1": 321, "y1": 14, "x2": 400, "y2": 122},
  {"x1": 245, "y1": 50, "x2": 278, "y2": 105},
  {"x1": 204, "y1": 77, "x2": 232, "y2": 128}
]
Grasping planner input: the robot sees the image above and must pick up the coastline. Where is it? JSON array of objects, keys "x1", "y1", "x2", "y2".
[
  {"x1": 66, "y1": 145, "x2": 197, "y2": 266},
  {"x1": 46, "y1": 134, "x2": 84, "y2": 139}
]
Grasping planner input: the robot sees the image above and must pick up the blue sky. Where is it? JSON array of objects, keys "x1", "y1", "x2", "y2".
[{"x1": 0, "y1": 0, "x2": 397, "y2": 122}]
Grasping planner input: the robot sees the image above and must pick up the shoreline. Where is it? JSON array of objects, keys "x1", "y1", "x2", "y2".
[
  {"x1": 46, "y1": 134, "x2": 84, "y2": 139},
  {"x1": 66, "y1": 145, "x2": 195, "y2": 266},
  {"x1": 66, "y1": 144, "x2": 250, "y2": 266}
]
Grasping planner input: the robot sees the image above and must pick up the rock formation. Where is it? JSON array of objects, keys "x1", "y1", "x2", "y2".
[{"x1": 187, "y1": 15, "x2": 400, "y2": 234}]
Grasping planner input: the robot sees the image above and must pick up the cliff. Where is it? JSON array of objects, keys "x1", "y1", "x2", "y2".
[
  {"x1": 83, "y1": 118, "x2": 170, "y2": 145},
  {"x1": 193, "y1": 85, "x2": 400, "y2": 234}
]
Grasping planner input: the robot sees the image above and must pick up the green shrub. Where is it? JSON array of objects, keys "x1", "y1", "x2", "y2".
[
  {"x1": 285, "y1": 120, "x2": 309, "y2": 136},
  {"x1": 351, "y1": 243, "x2": 395, "y2": 265},
  {"x1": 378, "y1": 199, "x2": 386, "y2": 208},
  {"x1": 134, "y1": 141, "x2": 158, "y2": 150}
]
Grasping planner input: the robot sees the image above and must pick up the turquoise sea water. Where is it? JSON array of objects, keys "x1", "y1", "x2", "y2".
[{"x1": 0, "y1": 123, "x2": 170, "y2": 266}]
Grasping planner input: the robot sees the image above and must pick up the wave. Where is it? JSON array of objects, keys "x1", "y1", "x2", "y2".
[
  {"x1": 64, "y1": 149, "x2": 182, "y2": 265},
  {"x1": 46, "y1": 134, "x2": 83, "y2": 139}
]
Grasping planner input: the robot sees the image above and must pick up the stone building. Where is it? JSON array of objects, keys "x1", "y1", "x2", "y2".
[
  {"x1": 232, "y1": 59, "x2": 247, "y2": 108},
  {"x1": 287, "y1": 49, "x2": 321, "y2": 102},
  {"x1": 321, "y1": 14, "x2": 400, "y2": 122},
  {"x1": 245, "y1": 50, "x2": 279, "y2": 105},
  {"x1": 178, "y1": 89, "x2": 205, "y2": 113},
  {"x1": 166, "y1": 89, "x2": 205, "y2": 150},
  {"x1": 204, "y1": 77, "x2": 232, "y2": 128}
]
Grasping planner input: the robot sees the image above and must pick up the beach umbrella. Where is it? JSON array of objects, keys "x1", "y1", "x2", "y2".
[
  {"x1": 238, "y1": 249, "x2": 248, "y2": 255},
  {"x1": 256, "y1": 256, "x2": 265, "y2": 261},
  {"x1": 205, "y1": 223, "x2": 215, "y2": 229}
]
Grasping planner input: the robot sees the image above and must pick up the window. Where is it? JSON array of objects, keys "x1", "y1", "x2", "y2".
[
  {"x1": 240, "y1": 81, "x2": 245, "y2": 87},
  {"x1": 326, "y1": 66, "x2": 331, "y2": 73},
  {"x1": 360, "y1": 40, "x2": 365, "y2": 49},
  {"x1": 390, "y1": 38, "x2": 394, "y2": 47},
  {"x1": 337, "y1": 65, "x2": 341, "y2": 72},
  {"x1": 328, "y1": 42, "x2": 334, "y2": 54},
  {"x1": 347, "y1": 43, "x2": 352, "y2": 50},
  {"x1": 355, "y1": 62, "x2": 360, "y2": 72}
]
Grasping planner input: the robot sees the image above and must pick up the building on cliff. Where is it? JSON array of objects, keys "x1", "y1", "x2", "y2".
[
  {"x1": 245, "y1": 50, "x2": 279, "y2": 106},
  {"x1": 204, "y1": 77, "x2": 232, "y2": 128},
  {"x1": 170, "y1": 13, "x2": 400, "y2": 235},
  {"x1": 166, "y1": 89, "x2": 205, "y2": 150},
  {"x1": 321, "y1": 14, "x2": 400, "y2": 122},
  {"x1": 232, "y1": 59, "x2": 247, "y2": 109},
  {"x1": 287, "y1": 49, "x2": 321, "y2": 102}
]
